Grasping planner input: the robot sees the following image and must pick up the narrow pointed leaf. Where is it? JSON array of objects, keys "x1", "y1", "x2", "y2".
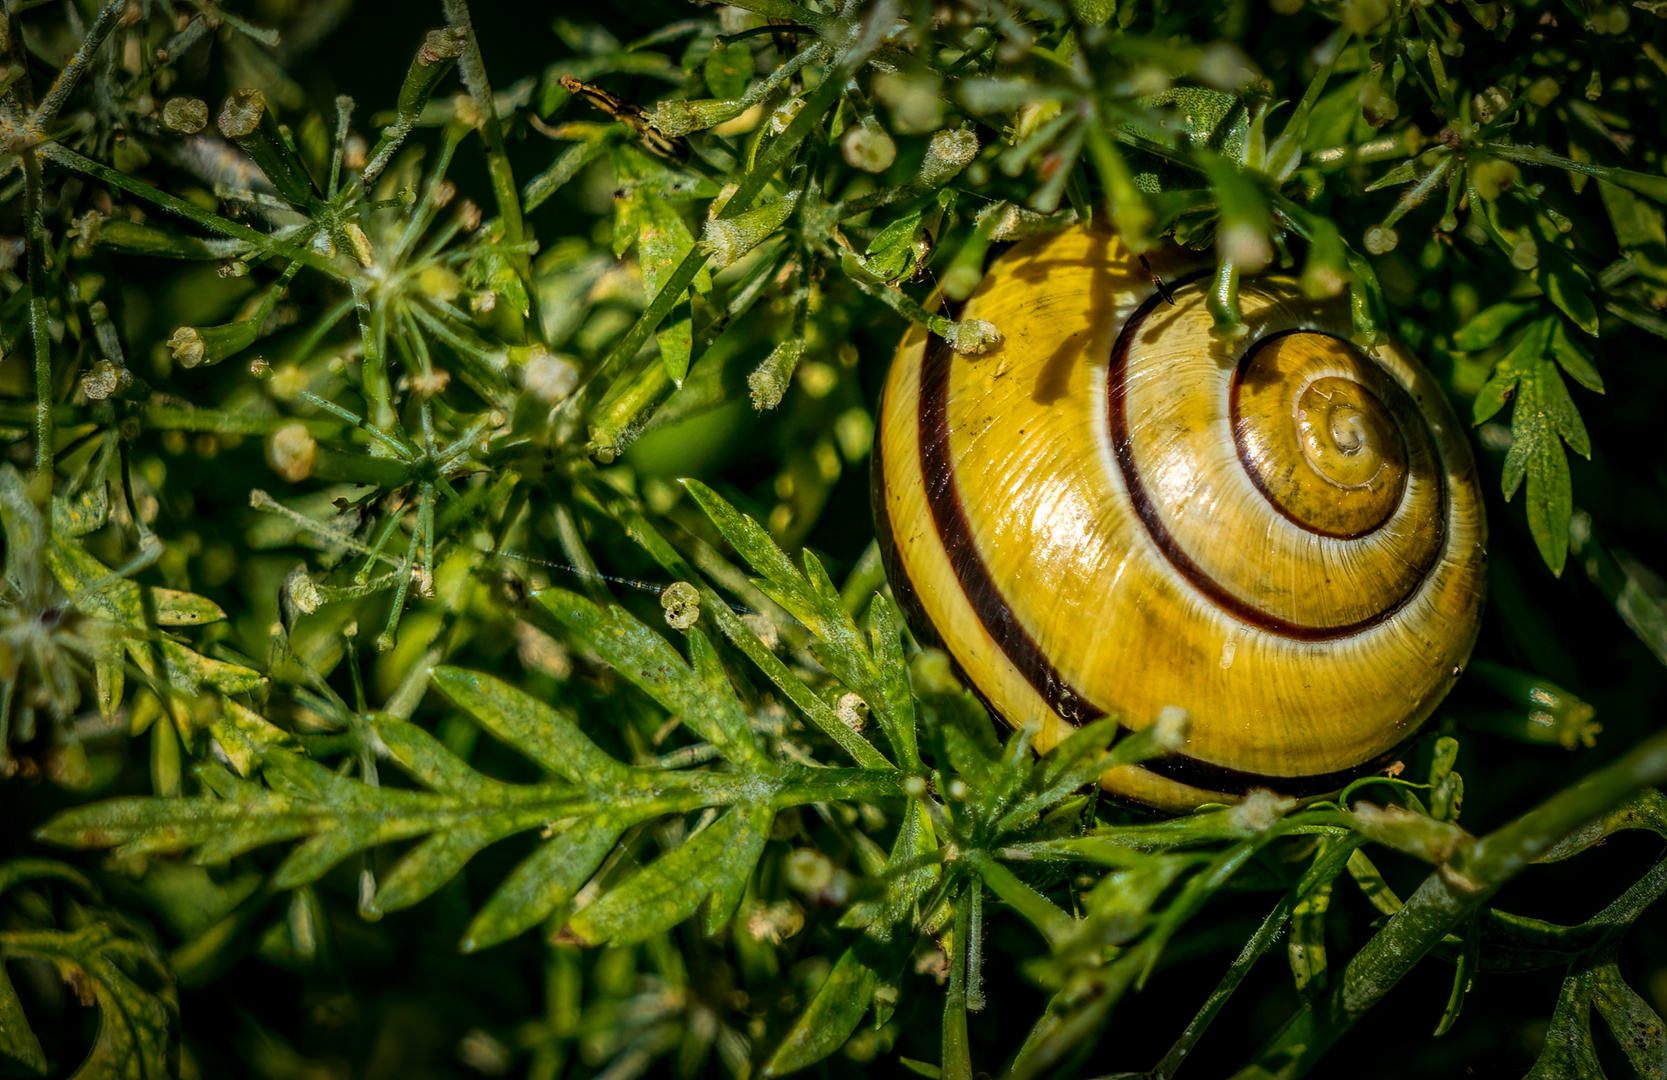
[
  {"x1": 567, "y1": 805, "x2": 759, "y2": 946},
  {"x1": 432, "y1": 666, "x2": 624, "y2": 784},
  {"x1": 371, "y1": 816, "x2": 529, "y2": 915},
  {"x1": 366, "y1": 713, "x2": 495, "y2": 796},
  {"x1": 533, "y1": 589, "x2": 766, "y2": 767},
  {"x1": 462, "y1": 818, "x2": 624, "y2": 952},
  {"x1": 1453, "y1": 300, "x2": 1536, "y2": 351},
  {"x1": 764, "y1": 946, "x2": 879, "y2": 1077},
  {"x1": 681, "y1": 479, "x2": 809, "y2": 603},
  {"x1": 703, "y1": 802, "x2": 773, "y2": 936}
]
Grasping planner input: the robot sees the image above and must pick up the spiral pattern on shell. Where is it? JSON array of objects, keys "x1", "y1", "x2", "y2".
[{"x1": 874, "y1": 226, "x2": 1487, "y2": 811}]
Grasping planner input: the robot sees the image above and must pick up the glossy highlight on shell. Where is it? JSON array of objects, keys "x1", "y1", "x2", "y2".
[{"x1": 873, "y1": 226, "x2": 1488, "y2": 811}]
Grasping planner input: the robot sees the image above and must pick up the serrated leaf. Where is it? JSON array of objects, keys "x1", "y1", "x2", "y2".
[
  {"x1": 1453, "y1": 300, "x2": 1536, "y2": 351},
  {"x1": 869, "y1": 595, "x2": 922, "y2": 773},
  {"x1": 150, "y1": 638, "x2": 264, "y2": 695},
  {"x1": 764, "y1": 946, "x2": 880, "y2": 1077},
  {"x1": 463, "y1": 818, "x2": 624, "y2": 952},
  {"x1": 840, "y1": 801, "x2": 939, "y2": 937},
  {"x1": 211, "y1": 698, "x2": 301, "y2": 777},
  {"x1": 0, "y1": 866, "x2": 179, "y2": 1080},
  {"x1": 628, "y1": 490, "x2": 891, "y2": 769},
  {"x1": 370, "y1": 816, "x2": 530, "y2": 915},
  {"x1": 566, "y1": 804, "x2": 770, "y2": 946},
  {"x1": 1471, "y1": 316, "x2": 1590, "y2": 573},
  {"x1": 365, "y1": 714, "x2": 494, "y2": 796},
  {"x1": 615, "y1": 148, "x2": 708, "y2": 384},
  {"x1": 431, "y1": 666, "x2": 624, "y2": 785},
  {"x1": 274, "y1": 828, "x2": 375, "y2": 889},
  {"x1": 48, "y1": 539, "x2": 228, "y2": 627},
  {"x1": 532, "y1": 589, "x2": 767, "y2": 767},
  {"x1": 848, "y1": 210, "x2": 925, "y2": 284},
  {"x1": 1549, "y1": 318, "x2": 1604, "y2": 393}
]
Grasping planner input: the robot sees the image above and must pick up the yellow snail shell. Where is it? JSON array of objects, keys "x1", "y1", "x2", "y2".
[{"x1": 873, "y1": 225, "x2": 1488, "y2": 811}]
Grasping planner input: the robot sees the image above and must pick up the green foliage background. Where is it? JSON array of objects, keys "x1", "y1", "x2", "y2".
[{"x1": 4, "y1": 0, "x2": 1667, "y2": 1078}]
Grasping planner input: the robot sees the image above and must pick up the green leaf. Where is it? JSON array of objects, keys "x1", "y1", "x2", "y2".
[
  {"x1": 704, "y1": 40, "x2": 752, "y2": 99},
  {"x1": 370, "y1": 818, "x2": 519, "y2": 914},
  {"x1": 211, "y1": 698, "x2": 302, "y2": 777},
  {"x1": 462, "y1": 818, "x2": 623, "y2": 952},
  {"x1": 366, "y1": 713, "x2": 493, "y2": 796},
  {"x1": 614, "y1": 147, "x2": 710, "y2": 385},
  {"x1": 0, "y1": 862, "x2": 179, "y2": 1080},
  {"x1": 151, "y1": 638, "x2": 265, "y2": 695},
  {"x1": 1287, "y1": 852, "x2": 1334, "y2": 997},
  {"x1": 566, "y1": 803, "x2": 771, "y2": 946},
  {"x1": 681, "y1": 478, "x2": 806, "y2": 613},
  {"x1": 523, "y1": 123, "x2": 619, "y2": 213},
  {"x1": 1589, "y1": 960, "x2": 1667, "y2": 1078},
  {"x1": 532, "y1": 588, "x2": 769, "y2": 768},
  {"x1": 49, "y1": 536, "x2": 228, "y2": 627},
  {"x1": 1472, "y1": 317, "x2": 1590, "y2": 574},
  {"x1": 844, "y1": 209, "x2": 925, "y2": 285},
  {"x1": 703, "y1": 802, "x2": 774, "y2": 936},
  {"x1": 1526, "y1": 966, "x2": 1606, "y2": 1080},
  {"x1": 681, "y1": 478, "x2": 921, "y2": 772},
  {"x1": 1534, "y1": 246, "x2": 1599, "y2": 337},
  {"x1": 763, "y1": 946, "x2": 880, "y2": 1077},
  {"x1": 0, "y1": 959, "x2": 46, "y2": 1074},
  {"x1": 1548, "y1": 318, "x2": 1604, "y2": 393},
  {"x1": 840, "y1": 801, "x2": 940, "y2": 937},
  {"x1": 868, "y1": 595, "x2": 923, "y2": 774},
  {"x1": 431, "y1": 666, "x2": 625, "y2": 785},
  {"x1": 1452, "y1": 300, "x2": 1536, "y2": 351}
]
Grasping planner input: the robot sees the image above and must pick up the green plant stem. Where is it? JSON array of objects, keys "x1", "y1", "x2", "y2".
[
  {"x1": 442, "y1": 0, "x2": 538, "y2": 340},
  {"x1": 1235, "y1": 725, "x2": 1667, "y2": 1079},
  {"x1": 22, "y1": 150, "x2": 50, "y2": 472},
  {"x1": 943, "y1": 887, "x2": 974, "y2": 1080},
  {"x1": 43, "y1": 145, "x2": 348, "y2": 282},
  {"x1": 29, "y1": 0, "x2": 125, "y2": 130},
  {"x1": 962, "y1": 848, "x2": 1072, "y2": 946},
  {"x1": 139, "y1": 408, "x2": 345, "y2": 439},
  {"x1": 1479, "y1": 141, "x2": 1667, "y2": 201}
]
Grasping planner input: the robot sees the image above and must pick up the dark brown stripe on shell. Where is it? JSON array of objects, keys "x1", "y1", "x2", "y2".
[
  {"x1": 1106, "y1": 286, "x2": 1444, "y2": 642},
  {"x1": 1135, "y1": 742, "x2": 1409, "y2": 798},
  {"x1": 871, "y1": 399, "x2": 940, "y2": 654},
  {"x1": 915, "y1": 332, "x2": 1104, "y2": 724},
  {"x1": 1228, "y1": 328, "x2": 1414, "y2": 542}
]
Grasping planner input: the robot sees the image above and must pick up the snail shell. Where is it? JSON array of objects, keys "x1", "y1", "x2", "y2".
[{"x1": 873, "y1": 226, "x2": 1487, "y2": 811}]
